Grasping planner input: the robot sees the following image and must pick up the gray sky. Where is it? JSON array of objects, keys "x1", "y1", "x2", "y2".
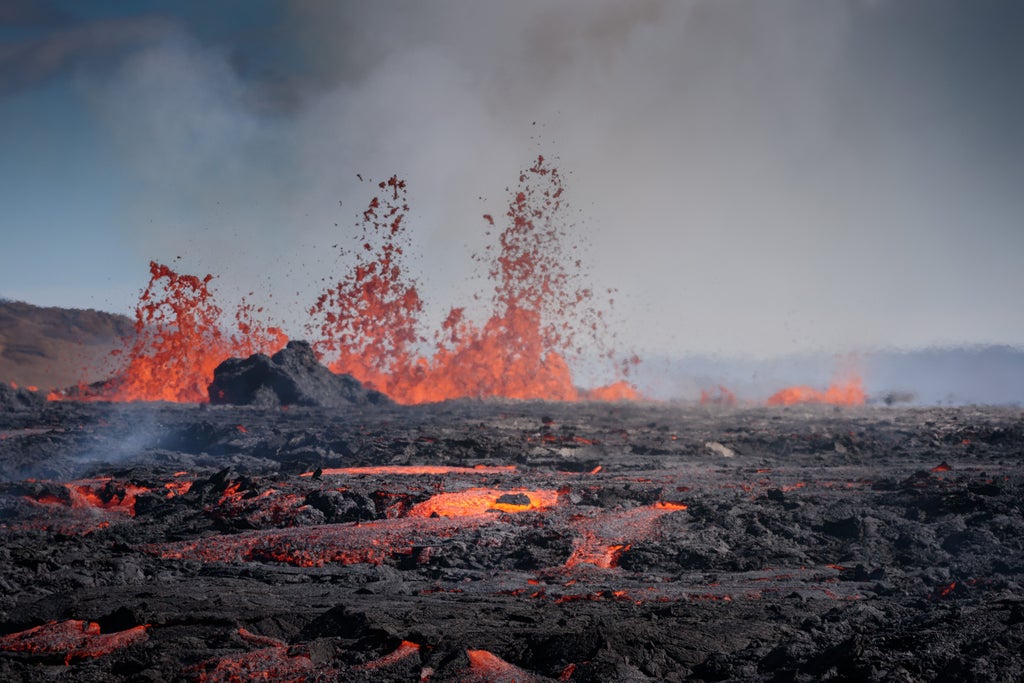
[{"x1": 2, "y1": 0, "x2": 1022, "y2": 362}]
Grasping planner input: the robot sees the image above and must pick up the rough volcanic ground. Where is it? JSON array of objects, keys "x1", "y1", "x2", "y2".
[{"x1": 1, "y1": 398, "x2": 1022, "y2": 681}]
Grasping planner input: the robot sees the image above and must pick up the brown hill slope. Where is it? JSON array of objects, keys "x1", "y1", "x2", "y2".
[{"x1": 0, "y1": 300, "x2": 133, "y2": 391}]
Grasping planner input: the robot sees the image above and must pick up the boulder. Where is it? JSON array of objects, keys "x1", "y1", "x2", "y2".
[{"x1": 208, "y1": 340, "x2": 392, "y2": 408}]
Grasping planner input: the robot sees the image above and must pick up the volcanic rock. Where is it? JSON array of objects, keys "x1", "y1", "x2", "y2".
[
  {"x1": 207, "y1": 340, "x2": 392, "y2": 408},
  {"x1": 0, "y1": 382, "x2": 43, "y2": 411},
  {"x1": 2, "y1": 401, "x2": 1024, "y2": 681}
]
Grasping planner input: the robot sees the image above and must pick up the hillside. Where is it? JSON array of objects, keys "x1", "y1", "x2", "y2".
[{"x1": 0, "y1": 300, "x2": 133, "y2": 391}]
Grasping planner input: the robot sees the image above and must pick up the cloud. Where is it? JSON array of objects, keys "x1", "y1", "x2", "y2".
[{"x1": 0, "y1": 16, "x2": 176, "y2": 97}]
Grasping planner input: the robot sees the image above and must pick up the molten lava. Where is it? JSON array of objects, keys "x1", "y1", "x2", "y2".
[
  {"x1": 62, "y1": 261, "x2": 287, "y2": 402},
  {"x1": 406, "y1": 488, "x2": 559, "y2": 517},
  {"x1": 192, "y1": 645, "x2": 314, "y2": 683},
  {"x1": 767, "y1": 375, "x2": 866, "y2": 407},
  {"x1": 155, "y1": 516, "x2": 482, "y2": 568},
  {"x1": 69, "y1": 156, "x2": 638, "y2": 405},
  {"x1": 464, "y1": 649, "x2": 541, "y2": 683},
  {"x1": 311, "y1": 158, "x2": 639, "y2": 404},
  {"x1": 353, "y1": 640, "x2": 421, "y2": 671},
  {"x1": 0, "y1": 620, "x2": 148, "y2": 665},
  {"x1": 309, "y1": 175, "x2": 425, "y2": 399},
  {"x1": 565, "y1": 501, "x2": 687, "y2": 569},
  {"x1": 23, "y1": 478, "x2": 150, "y2": 517}
]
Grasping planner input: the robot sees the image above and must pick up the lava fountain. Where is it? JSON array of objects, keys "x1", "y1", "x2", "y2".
[
  {"x1": 310, "y1": 156, "x2": 639, "y2": 403},
  {"x1": 766, "y1": 371, "x2": 865, "y2": 407},
  {"x1": 56, "y1": 262, "x2": 287, "y2": 402},
  {"x1": 72, "y1": 155, "x2": 638, "y2": 404}
]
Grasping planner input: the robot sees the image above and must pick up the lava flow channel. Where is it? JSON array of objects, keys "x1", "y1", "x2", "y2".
[
  {"x1": 192, "y1": 636, "x2": 421, "y2": 682},
  {"x1": 461, "y1": 649, "x2": 545, "y2": 683},
  {"x1": 0, "y1": 620, "x2": 149, "y2": 665},
  {"x1": 191, "y1": 644, "x2": 315, "y2": 683},
  {"x1": 21, "y1": 478, "x2": 150, "y2": 516},
  {"x1": 565, "y1": 501, "x2": 688, "y2": 569},
  {"x1": 406, "y1": 488, "x2": 560, "y2": 517},
  {"x1": 152, "y1": 489, "x2": 559, "y2": 567}
]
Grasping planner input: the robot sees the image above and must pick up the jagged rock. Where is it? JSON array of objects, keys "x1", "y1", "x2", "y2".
[
  {"x1": 3, "y1": 400, "x2": 1024, "y2": 681},
  {"x1": 207, "y1": 340, "x2": 392, "y2": 408},
  {"x1": 0, "y1": 383, "x2": 44, "y2": 411}
]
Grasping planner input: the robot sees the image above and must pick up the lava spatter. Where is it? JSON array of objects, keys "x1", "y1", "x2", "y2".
[
  {"x1": 309, "y1": 175, "x2": 425, "y2": 398},
  {"x1": 64, "y1": 157, "x2": 637, "y2": 405},
  {"x1": 307, "y1": 156, "x2": 639, "y2": 404},
  {"x1": 59, "y1": 261, "x2": 287, "y2": 403}
]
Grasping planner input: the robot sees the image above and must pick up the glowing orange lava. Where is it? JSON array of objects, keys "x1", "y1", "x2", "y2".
[
  {"x1": 565, "y1": 501, "x2": 687, "y2": 569},
  {"x1": 581, "y1": 380, "x2": 642, "y2": 401},
  {"x1": 0, "y1": 620, "x2": 149, "y2": 665},
  {"x1": 407, "y1": 488, "x2": 560, "y2": 517},
  {"x1": 353, "y1": 640, "x2": 421, "y2": 671},
  {"x1": 57, "y1": 261, "x2": 287, "y2": 402},
  {"x1": 310, "y1": 157, "x2": 638, "y2": 404},
  {"x1": 464, "y1": 649, "x2": 540, "y2": 683},
  {"x1": 766, "y1": 375, "x2": 865, "y2": 407},
  {"x1": 70, "y1": 157, "x2": 640, "y2": 404},
  {"x1": 23, "y1": 478, "x2": 150, "y2": 516},
  {"x1": 193, "y1": 645, "x2": 314, "y2": 683}
]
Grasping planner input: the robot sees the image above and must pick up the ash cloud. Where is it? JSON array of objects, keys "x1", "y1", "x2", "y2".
[
  {"x1": 0, "y1": 14, "x2": 175, "y2": 97},
  {"x1": 50, "y1": 1, "x2": 1024, "y2": 367}
]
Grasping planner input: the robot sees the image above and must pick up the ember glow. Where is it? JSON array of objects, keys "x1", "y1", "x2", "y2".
[
  {"x1": 700, "y1": 385, "x2": 737, "y2": 407},
  {"x1": 464, "y1": 649, "x2": 539, "y2": 682},
  {"x1": 565, "y1": 502, "x2": 688, "y2": 569},
  {"x1": 352, "y1": 640, "x2": 421, "y2": 672},
  {"x1": 155, "y1": 516, "x2": 485, "y2": 567},
  {"x1": 192, "y1": 644, "x2": 314, "y2": 683},
  {"x1": 22, "y1": 478, "x2": 150, "y2": 517},
  {"x1": 0, "y1": 620, "x2": 149, "y2": 665}
]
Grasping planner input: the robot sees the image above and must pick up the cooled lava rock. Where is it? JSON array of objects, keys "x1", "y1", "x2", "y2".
[
  {"x1": 207, "y1": 340, "x2": 392, "y2": 408},
  {"x1": 2, "y1": 401, "x2": 1024, "y2": 681},
  {"x1": 0, "y1": 383, "x2": 43, "y2": 411}
]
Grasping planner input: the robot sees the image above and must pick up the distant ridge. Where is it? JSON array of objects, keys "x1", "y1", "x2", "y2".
[{"x1": 0, "y1": 300, "x2": 133, "y2": 391}]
